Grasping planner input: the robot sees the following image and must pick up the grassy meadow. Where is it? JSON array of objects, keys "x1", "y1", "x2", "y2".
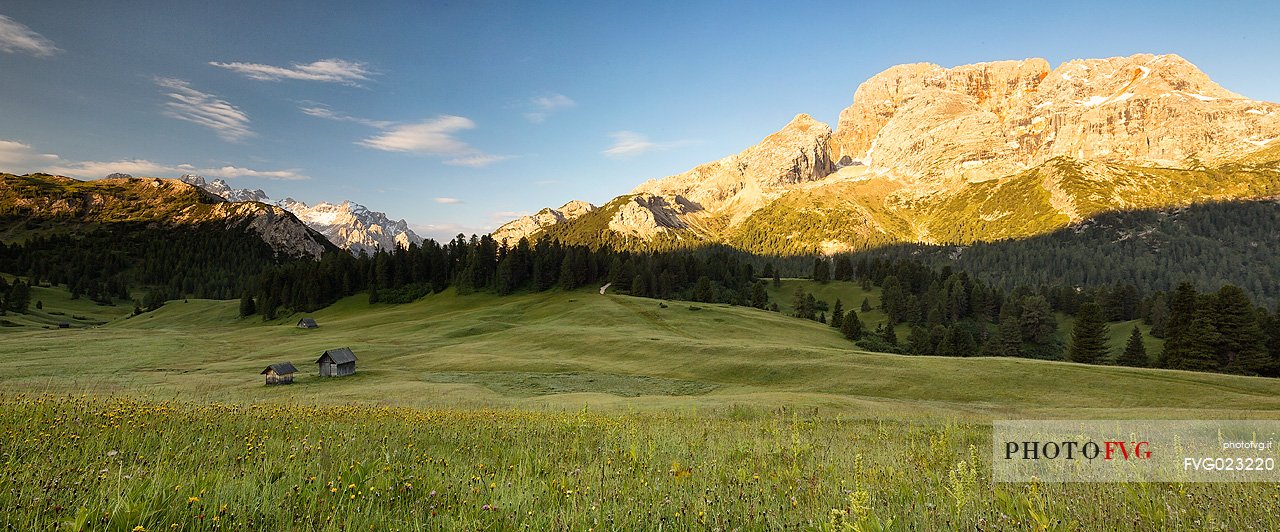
[{"x1": 3, "y1": 280, "x2": 1280, "y2": 529}]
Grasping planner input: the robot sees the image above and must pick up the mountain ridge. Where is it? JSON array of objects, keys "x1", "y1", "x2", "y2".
[
  {"x1": 0, "y1": 173, "x2": 335, "y2": 259},
  {"x1": 499, "y1": 53, "x2": 1280, "y2": 254},
  {"x1": 175, "y1": 174, "x2": 423, "y2": 253}
]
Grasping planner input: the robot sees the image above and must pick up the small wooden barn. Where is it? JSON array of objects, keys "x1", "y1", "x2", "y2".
[
  {"x1": 261, "y1": 362, "x2": 298, "y2": 385},
  {"x1": 297, "y1": 317, "x2": 318, "y2": 329},
  {"x1": 316, "y1": 347, "x2": 357, "y2": 377}
]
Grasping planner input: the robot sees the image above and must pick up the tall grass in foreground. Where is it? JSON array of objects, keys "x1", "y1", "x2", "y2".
[{"x1": 3, "y1": 394, "x2": 1277, "y2": 530}]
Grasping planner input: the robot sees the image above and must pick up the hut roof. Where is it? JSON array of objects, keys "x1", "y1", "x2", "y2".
[
  {"x1": 297, "y1": 317, "x2": 318, "y2": 328},
  {"x1": 316, "y1": 347, "x2": 357, "y2": 365},
  {"x1": 261, "y1": 362, "x2": 298, "y2": 375}
]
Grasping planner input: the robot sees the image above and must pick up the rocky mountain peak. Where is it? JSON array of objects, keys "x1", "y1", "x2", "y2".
[
  {"x1": 491, "y1": 200, "x2": 598, "y2": 245},
  {"x1": 828, "y1": 53, "x2": 1280, "y2": 188}
]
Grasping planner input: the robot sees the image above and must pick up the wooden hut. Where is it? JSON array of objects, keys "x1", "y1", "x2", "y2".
[
  {"x1": 316, "y1": 347, "x2": 357, "y2": 377},
  {"x1": 297, "y1": 317, "x2": 318, "y2": 329},
  {"x1": 261, "y1": 362, "x2": 298, "y2": 385}
]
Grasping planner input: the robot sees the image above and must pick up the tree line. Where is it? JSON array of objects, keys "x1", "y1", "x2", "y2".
[{"x1": 794, "y1": 256, "x2": 1280, "y2": 377}]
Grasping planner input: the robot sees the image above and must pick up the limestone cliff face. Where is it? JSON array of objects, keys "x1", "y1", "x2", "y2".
[
  {"x1": 631, "y1": 113, "x2": 835, "y2": 227},
  {"x1": 830, "y1": 54, "x2": 1280, "y2": 189},
  {"x1": 491, "y1": 200, "x2": 596, "y2": 245},
  {"x1": 494, "y1": 53, "x2": 1280, "y2": 252}
]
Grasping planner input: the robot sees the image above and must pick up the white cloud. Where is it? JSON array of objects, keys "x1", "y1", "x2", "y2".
[
  {"x1": 155, "y1": 77, "x2": 254, "y2": 142},
  {"x1": 358, "y1": 115, "x2": 474, "y2": 153},
  {"x1": 45, "y1": 159, "x2": 307, "y2": 181},
  {"x1": 444, "y1": 154, "x2": 513, "y2": 167},
  {"x1": 0, "y1": 140, "x2": 60, "y2": 172},
  {"x1": 433, "y1": 197, "x2": 462, "y2": 204},
  {"x1": 210, "y1": 58, "x2": 374, "y2": 85},
  {"x1": 602, "y1": 131, "x2": 694, "y2": 158},
  {"x1": 299, "y1": 104, "x2": 393, "y2": 128},
  {"x1": 0, "y1": 15, "x2": 60, "y2": 57},
  {"x1": 0, "y1": 138, "x2": 306, "y2": 180},
  {"x1": 303, "y1": 105, "x2": 510, "y2": 168},
  {"x1": 524, "y1": 93, "x2": 576, "y2": 123}
]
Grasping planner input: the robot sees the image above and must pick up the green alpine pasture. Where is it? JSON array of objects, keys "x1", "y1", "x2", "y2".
[{"x1": 3, "y1": 280, "x2": 1280, "y2": 529}]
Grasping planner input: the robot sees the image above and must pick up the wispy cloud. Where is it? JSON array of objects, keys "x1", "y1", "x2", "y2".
[
  {"x1": 444, "y1": 153, "x2": 513, "y2": 167},
  {"x1": 47, "y1": 159, "x2": 308, "y2": 181},
  {"x1": 433, "y1": 197, "x2": 462, "y2": 205},
  {"x1": 0, "y1": 15, "x2": 60, "y2": 57},
  {"x1": 358, "y1": 115, "x2": 474, "y2": 153},
  {"x1": 210, "y1": 58, "x2": 374, "y2": 85},
  {"x1": 0, "y1": 138, "x2": 305, "y2": 180},
  {"x1": 302, "y1": 104, "x2": 510, "y2": 168},
  {"x1": 602, "y1": 131, "x2": 694, "y2": 158},
  {"x1": 524, "y1": 93, "x2": 576, "y2": 123},
  {"x1": 299, "y1": 103, "x2": 393, "y2": 128},
  {"x1": 155, "y1": 77, "x2": 253, "y2": 142}
]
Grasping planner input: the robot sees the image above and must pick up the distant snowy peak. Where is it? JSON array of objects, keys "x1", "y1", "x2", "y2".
[
  {"x1": 275, "y1": 198, "x2": 422, "y2": 254},
  {"x1": 178, "y1": 174, "x2": 269, "y2": 203},
  {"x1": 178, "y1": 174, "x2": 421, "y2": 253}
]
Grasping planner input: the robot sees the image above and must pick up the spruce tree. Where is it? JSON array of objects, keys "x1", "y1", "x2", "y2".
[
  {"x1": 861, "y1": 297, "x2": 872, "y2": 312},
  {"x1": 830, "y1": 299, "x2": 844, "y2": 328},
  {"x1": 1212, "y1": 285, "x2": 1269, "y2": 374},
  {"x1": 1068, "y1": 302, "x2": 1109, "y2": 364},
  {"x1": 841, "y1": 309, "x2": 864, "y2": 341},
  {"x1": 1117, "y1": 326, "x2": 1148, "y2": 367},
  {"x1": 881, "y1": 321, "x2": 899, "y2": 346},
  {"x1": 368, "y1": 283, "x2": 380, "y2": 304},
  {"x1": 1176, "y1": 309, "x2": 1221, "y2": 372},
  {"x1": 813, "y1": 258, "x2": 830, "y2": 283},
  {"x1": 239, "y1": 293, "x2": 256, "y2": 317},
  {"x1": 1019, "y1": 296, "x2": 1057, "y2": 345},
  {"x1": 772, "y1": 270, "x2": 781, "y2": 288},
  {"x1": 996, "y1": 299, "x2": 1023, "y2": 357},
  {"x1": 1160, "y1": 282, "x2": 1199, "y2": 367}
]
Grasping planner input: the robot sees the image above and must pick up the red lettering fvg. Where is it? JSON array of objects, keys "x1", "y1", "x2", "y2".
[{"x1": 1004, "y1": 441, "x2": 1151, "y2": 460}]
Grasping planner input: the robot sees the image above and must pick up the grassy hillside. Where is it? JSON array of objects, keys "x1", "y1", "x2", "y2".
[
  {"x1": 2, "y1": 281, "x2": 1274, "y2": 419},
  {"x1": 6, "y1": 282, "x2": 1280, "y2": 529}
]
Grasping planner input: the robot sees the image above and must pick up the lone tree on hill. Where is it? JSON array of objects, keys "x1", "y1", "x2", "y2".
[
  {"x1": 1116, "y1": 326, "x2": 1148, "y2": 367},
  {"x1": 830, "y1": 299, "x2": 844, "y2": 328},
  {"x1": 841, "y1": 309, "x2": 864, "y2": 341},
  {"x1": 861, "y1": 297, "x2": 872, "y2": 312},
  {"x1": 1068, "y1": 302, "x2": 1109, "y2": 364}
]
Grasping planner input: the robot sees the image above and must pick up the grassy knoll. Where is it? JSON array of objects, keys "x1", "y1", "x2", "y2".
[{"x1": 4, "y1": 280, "x2": 1280, "y2": 529}]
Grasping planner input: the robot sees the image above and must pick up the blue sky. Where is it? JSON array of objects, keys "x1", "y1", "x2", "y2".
[{"x1": 1, "y1": 0, "x2": 1278, "y2": 240}]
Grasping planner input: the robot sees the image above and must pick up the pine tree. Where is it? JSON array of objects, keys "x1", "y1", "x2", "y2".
[
  {"x1": 1067, "y1": 302, "x2": 1109, "y2": 364},
  {"x1": 239, "y1": 293, "x2": 256, "y2": 317},
  {"x1": 1176, "y1": 309, "x2": 1221, "y2": 372},
  {"x1": 841, "y1": 309, "x2": 864, "y2": 341},
  {"x1": 813, "y1": 258, "x2": 830, "y2": 283},
  {"x1": 1147, "y1": 293, "x2": 1170, "y2": 338},
  {"x1": 818, "y1": 312, "x2": 826, "y2": 324},
  {"x1": 1116, "y1": 326, "x2": 1148, "y2": 367},
  {"x1": 830, "y1": 299, "x2": 844, "y2": 328},
  {"x1": 995, "y1": 299, "x2": 1023, "y2": 357},
  {"x1": 881, "y1": 321, "x2": 899, "y2": 346},
  {"x1": 749, "y1": 281, "x2": 768, "y2": 309},
  {"x1": 861, "y1": 297, "x2": 872, "y2": 312},
  {"x1": 1019, "y1": 296, "x2": 1057, "y2": 345},
  {"x1": 1160, "y1": 282, "x2": 1199, "y2": 367},
  {"x1": 772, "y1": 269, "x2": 781, "y2": 288},
  {"x1": 692, "y1": 276, "x2": 713, "y2": 303},
  {"x1": 1212, "y1": 285, "x2": 1269, "y2": 374},
  {"x1": 368, "y1": 283, "x2": 380, "y2": 304}
]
